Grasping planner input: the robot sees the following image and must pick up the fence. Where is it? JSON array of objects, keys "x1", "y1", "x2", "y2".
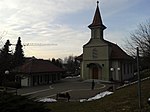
[{"x1": 0, "y1": 86, "x2": 17, "y2": 95}]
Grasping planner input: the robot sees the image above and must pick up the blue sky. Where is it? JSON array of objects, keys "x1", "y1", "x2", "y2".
[{"x1": 0, "y1": 0, "x2": 149, "y2": 59}]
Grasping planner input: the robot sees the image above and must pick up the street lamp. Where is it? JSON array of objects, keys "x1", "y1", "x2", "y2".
[
  {"x1": 4, "y1": 70, "x2": 9, "y2": 92},
  {"x1": 5, "y1": 70, "x2": 9, "y2": 75},
  {"x1": 117, "y1": 67, "x2": 120, "y2": 71},
  {"x1": 110, "y1": 67, "x2": 114, "y2": 71},
  {"x1": 148, "y1": 98, "x2": 150, "y2": 105},
  {"x1": 110, "y1": 67, "x2": 116, "y2": 91}
]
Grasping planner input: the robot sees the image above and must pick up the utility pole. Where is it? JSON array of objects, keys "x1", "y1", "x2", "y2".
[{"x1": 137, "y1": 47, "x2": 141, "y2": 111}]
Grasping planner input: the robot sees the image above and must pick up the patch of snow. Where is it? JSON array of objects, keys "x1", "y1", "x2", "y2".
[
  {"x1": 38, "y1": 98, "x2": 57, "y2": 103},
  {"x1": 49, "y1": 85, "x2": 54, "y2": 89},
  {"x1": 80, "y1": 99, "x2": 87, "y2": 102},
  {"x1": 65, "y1": 76, "x2": 74, "y2": 79},
  {"x1": 65, "y1": 75, "x2": 80, "y2": 79},
  {"x1": 80, "y1": 91, "x2": 113, "y2": 102}
]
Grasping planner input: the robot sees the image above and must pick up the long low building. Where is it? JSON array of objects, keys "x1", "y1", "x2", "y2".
[{"x1": 13, "y1": 58, "x2": 65, "y2": 87}]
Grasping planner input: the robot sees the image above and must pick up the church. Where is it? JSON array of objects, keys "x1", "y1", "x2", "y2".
[{"x1": 77, "y1": 1, "x2": 134, "y2": 82}]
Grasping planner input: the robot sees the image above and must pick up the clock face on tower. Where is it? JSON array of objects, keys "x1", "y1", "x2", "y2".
[{"x1": 92, "y1": 48, "x2": 98, "y2": 59}]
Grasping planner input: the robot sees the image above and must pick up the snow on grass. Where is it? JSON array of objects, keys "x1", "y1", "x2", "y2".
[
  {"x1": 38, "y1": 91, "x2": 113, "y2": 103},
  {"x1": 80, "y1": 91, "x2": 113, "y2": 102},
  {"x1": 65, "y1": 75, "x2": 80, "y2": 79},
  {"x1": 38, "y1": 98, "x2": 57, "y2": 103}
]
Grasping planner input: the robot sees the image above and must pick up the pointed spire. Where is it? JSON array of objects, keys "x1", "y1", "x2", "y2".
[
  {"x1": 88, "y1": 1, "x2": 106, "y2": 30},
  {"x1": 97, "y1": 1, "x2": 99, "y2": 8}
]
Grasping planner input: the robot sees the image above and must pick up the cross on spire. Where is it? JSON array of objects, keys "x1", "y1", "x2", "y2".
[{"x1": 97, "y1": 1, "x2": 99, "y2": 6}]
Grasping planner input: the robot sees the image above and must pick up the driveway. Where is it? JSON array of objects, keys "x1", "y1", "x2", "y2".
[{"x1": 17, "y1": 77, "x2": 109, "y2": 101}]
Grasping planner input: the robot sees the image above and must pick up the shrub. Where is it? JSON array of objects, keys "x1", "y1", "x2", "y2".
[
  {"x1": 0, "y1": 92, "x2": 51, "y2": 112},
  {"x1": 4, "y1": 81, "x2": 21, "y2": 88}
]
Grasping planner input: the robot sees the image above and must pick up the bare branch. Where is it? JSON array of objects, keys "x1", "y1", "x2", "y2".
[{"x1": 125, "y1": 20, "x2": 150, "y2": 57}]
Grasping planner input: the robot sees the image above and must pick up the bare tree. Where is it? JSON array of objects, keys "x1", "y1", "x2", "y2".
[
  {"x1": 63, "y1": 55, "x2": 80, "y2": 75},
  {"x1": 0, "y1": 31, "x2": 7, "y2": 46},
  {"x1": 125, "y1": 20, "x2": 150, "y2": 68}
]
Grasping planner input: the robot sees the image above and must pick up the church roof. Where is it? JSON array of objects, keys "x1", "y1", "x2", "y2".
[
  {"x1": 105, "y1": 40, "x2": 133, "y2": 60},
  {"x1": 76, "y1": 41, "x2": 133, "y2": 61},
  {"x1": 88, "y1": 1, "x2": 106, "y2": 30},
  {"x1": 13, "y1": 58, "x2": 65, "y2": 74},
  {"x1": 75, "y1": 54, "x2": 83, "y2": 61}
]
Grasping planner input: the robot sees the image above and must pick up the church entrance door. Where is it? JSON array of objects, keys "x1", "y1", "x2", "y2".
[
  {"x1": 92, "y1": 67, "x2": 98, "y2": 79},
  {"x1": 87, "y1": 63, "x2": 102, "y2": 79}
]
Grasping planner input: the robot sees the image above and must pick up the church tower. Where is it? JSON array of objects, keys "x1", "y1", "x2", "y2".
[
  {"x1": 82, "y1": 1, "x2": 110, "y2": 80},
  {"x1": 88, "y1": 1, "x2": 106, "y2": 40}
]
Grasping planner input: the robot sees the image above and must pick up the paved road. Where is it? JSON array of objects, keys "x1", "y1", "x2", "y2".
[{"x1": 17, "y1": 77, "x2": 109, "y2": 101}]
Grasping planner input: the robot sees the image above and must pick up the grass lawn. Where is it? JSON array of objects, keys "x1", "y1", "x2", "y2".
[{"x1": 47, "y1": 79, "x2": 150, "y2": 112}]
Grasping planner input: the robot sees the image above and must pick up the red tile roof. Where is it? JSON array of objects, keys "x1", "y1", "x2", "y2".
[
  {"x1": 13, "y1": 59, "x2": 65, "y2": 74},
  {"x1": 107, "y1": 41, "x2": 133, "y2": 60},
  {"x1": 75, "y1": 54, "x2": 83, "y2": 61}
]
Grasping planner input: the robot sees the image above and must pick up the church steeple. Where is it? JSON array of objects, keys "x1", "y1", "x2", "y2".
[{"x1": 88, "y1": 1, "x2": 106, "y2": 39}]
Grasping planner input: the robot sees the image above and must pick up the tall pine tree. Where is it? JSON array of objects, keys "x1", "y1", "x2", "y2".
[
  {"x1": 13, "y1": 37, "x2": 24, "y2": 67},
  {"x1": 0, "y1": 40, "x2": 12, "y2": 71},
  {"x1": 0, "y1": 40, "x2": 12, "y2": 85}
]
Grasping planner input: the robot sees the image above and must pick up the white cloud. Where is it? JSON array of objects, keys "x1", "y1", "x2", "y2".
[
  {"x1": 0, "y1": 0, "x2": 93, "y2": 39},
  {"x1": 23, "y1": 24, "x2": 89, "y2": 59},
  {"x1": 0, "y1": 0, "x2": 146, "y2": 59}
]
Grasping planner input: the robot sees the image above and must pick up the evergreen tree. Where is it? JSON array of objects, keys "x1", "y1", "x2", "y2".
[
  {"x1": 56, "y1": 58, "x2": 63, "y2": 68},
  {"x1": 13, "y1": 37, "x2": 24, "y2": 67},
  {"x1": 51, "y1": 58, "x2": 56, "y2": 64},
  {"x1": 52, "y1": 58, "x2": 63, "y2": 68},
  {"x1": 0, "y1": 40, "x2": 12, "y2": 85},
  {"x1": 0, "y1": 40, "x2": 12, "y2": 70}
]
